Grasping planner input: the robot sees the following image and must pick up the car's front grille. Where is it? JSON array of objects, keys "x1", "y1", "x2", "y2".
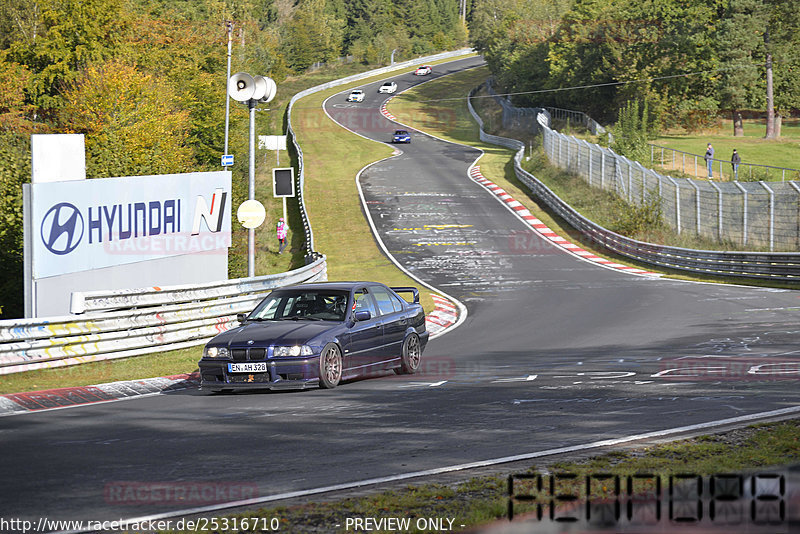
[
  {"x1": 249, "y1": 348, "x2": 266, "y2": 360},
  {"x1": 231, "y1": 348, "x2": 266, "y2": 361}
]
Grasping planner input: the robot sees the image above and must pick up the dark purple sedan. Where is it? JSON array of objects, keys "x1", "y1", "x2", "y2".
[{"x1": 199, "y1": 282, "x2": 428, "y2": 392}]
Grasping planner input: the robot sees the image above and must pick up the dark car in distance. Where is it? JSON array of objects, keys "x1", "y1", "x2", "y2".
[{"x1": 199, "y1": 282, "x2": 428, "y2": 392}]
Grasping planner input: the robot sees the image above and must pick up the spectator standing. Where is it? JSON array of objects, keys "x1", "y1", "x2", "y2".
[
  {"x1": 704, "y1": 143, "x2": 714, "y2": 178},
  {"x1": 276, "y1": 217, "x2": 288, "y2": 254},
  {"x1": 731, "y1": 149, "x2": 741, "y2": 180}
]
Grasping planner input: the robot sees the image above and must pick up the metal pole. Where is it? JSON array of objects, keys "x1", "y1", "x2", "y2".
[
  {"x1": 223, "y1": 21, "x2": 232, "y2": 162},
  {"x1": 789, "y1": 181, "x2": 800, "y2": 248},
  {"x1": 689, "y1": 180, "x2": 701, "y2": 235},
  {"x1": 760, "y1": 181, "x2": 775, "y2": 251},
  {"x1": 667, "y1": 176, "x2": 682, "y2": 234},
  {"x1": 709, "y1": 181, "x2": 723, "y2": 241},
  {"x1": 248, "y1": 99, "x2": 256, "y2": 276},
  {"x1": 733, "y1": 181, "x2": 748, "y2": 247}
]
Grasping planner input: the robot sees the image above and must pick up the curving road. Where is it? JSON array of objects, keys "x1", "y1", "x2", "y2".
[{"x1": 1, "y1": 56, "x2": 798, "y2": 530}]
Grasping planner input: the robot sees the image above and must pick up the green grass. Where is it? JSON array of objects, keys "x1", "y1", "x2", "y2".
[{"x1": 650, "y1": 119, "x2": 800, "y2": 182}]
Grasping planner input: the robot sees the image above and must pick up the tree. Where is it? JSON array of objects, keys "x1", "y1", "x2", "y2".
[
  {"x1": 715, "y1": 0, "x2": 765, "y2": 136},
  {"x1": 61, "y1": 60, "x2": 195, "y2": 178},
  {"x1": 285, "y1": 0, "x2": 345, "y2": 71}
]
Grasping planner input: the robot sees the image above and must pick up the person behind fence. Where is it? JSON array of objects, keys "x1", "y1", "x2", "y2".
[
  {"x1": 704, "y1": 143, "x2": 714, "y2": 178},
  {"x1": 276, "y1": 217, "x2": 288, "y2": 254},
  {"x1": 731, "y1": 149, "x2": 741, "y2": 180}
]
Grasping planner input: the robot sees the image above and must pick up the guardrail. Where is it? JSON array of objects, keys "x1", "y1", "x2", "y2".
[
  {"x1": 287, "y1": 47, "x2": 475, "y2": 260},
  {"x1": 0, "y1": 258, "x2": 327, "y2": 375},
  {"x1": 467, "y1": 84, "x2": 800, "y2": 283}
]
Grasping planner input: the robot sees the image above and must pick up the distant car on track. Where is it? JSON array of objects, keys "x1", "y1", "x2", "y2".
[
  {"x1": 347, "y1": 89, "x2": 365, "y2": 102},
  {"x1": 414, "y1": 65, "x2": 432, "y2": 76},
  {"x1": 392, "y1": 130, "x2": 411, "y2": 143},
  {"x1": 379, "y1": 81, "x2": 398, "y2": 94},
  {"x1": 199, "y1": 282, "x2": 429, "y2": 392}
]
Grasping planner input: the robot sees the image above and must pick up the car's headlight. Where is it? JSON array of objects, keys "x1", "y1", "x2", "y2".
[
  {"x1": 273, "y1": 345, "x2": 313, "y2": 357},
  {"x1": 204, "y1": 346, "x2": 229, "y2": 359}
]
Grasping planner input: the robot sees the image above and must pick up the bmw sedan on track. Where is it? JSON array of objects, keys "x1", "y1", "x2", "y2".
[
  {"x1": 379, "y1": 81, "x2": 397, "y2": 93},
  {"x1": 347, "y1": 89, "x2": 365, "y2": 102},
  {"x1": 199, "y1": 282, "x2": 429, "y2": 392}
]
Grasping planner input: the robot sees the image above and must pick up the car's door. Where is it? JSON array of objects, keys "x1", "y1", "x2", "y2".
[
  {"x1": 345, "y1": 288, "x2": 383, "y2": 373},
  {"x1": 370, "y1": 285, "x2": 407, "y2": 360}
]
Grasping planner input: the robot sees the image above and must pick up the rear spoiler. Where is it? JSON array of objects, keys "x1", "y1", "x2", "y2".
[{"x1": 391, "y1": 286, "x2": 419, "y2": 304}]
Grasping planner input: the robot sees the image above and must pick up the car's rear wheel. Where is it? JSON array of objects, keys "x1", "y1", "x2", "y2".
[
  {"x1": 395, "y1": 333, "x2": 421, "y2": 375},
  {"x1": 319, "y1": 343, "x2": 342, "y2": 388}
]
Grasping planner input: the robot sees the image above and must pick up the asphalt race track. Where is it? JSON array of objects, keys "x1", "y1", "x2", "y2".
[{"x1": 1, "y1": 56, "x2": 798, "y2": 531}]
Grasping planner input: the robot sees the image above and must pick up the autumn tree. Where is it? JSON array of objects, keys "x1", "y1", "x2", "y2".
[{"x1": 61, "y1": 60, "x2": 195, "y2": 178}]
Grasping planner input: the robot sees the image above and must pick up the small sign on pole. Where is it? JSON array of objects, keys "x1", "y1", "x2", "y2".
[
  {"x1": 221, "y1": 154, "x2": 234, "y2": 167},
  {"x1": 273, "y1": 168, "x2": 295, "y2": 198}
]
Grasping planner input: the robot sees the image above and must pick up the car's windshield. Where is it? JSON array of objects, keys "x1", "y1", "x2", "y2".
[
  {"x1": 395, "y1": 131, "x2": 407, "y2": 135},
  {"x1": 248, "y1": 290, "x2": 349, "y2": 322}
]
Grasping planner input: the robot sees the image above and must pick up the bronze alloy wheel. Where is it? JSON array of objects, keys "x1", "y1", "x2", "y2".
[
  {"x1": 396, "y1": 333, "x2": 421, "y2": 375},
  {"x1": 319, "y1": 343, "x2": 342, "y2": 388}
]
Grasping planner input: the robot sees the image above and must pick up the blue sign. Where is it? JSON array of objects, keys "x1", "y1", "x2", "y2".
[{"x1": 221, "y1": 154, "x2": 234, "y2": 167}]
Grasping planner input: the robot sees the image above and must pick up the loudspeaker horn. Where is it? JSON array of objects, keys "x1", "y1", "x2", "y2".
[
  {"x1": 251, "y1": 75, "x2": 268, "y2": 101},
  {"x1": 259, "y1": 76, "x2": 277, "y2": 103},
  {"x1": 228, "y1": 72, "x2": 255, "y2": 102}
]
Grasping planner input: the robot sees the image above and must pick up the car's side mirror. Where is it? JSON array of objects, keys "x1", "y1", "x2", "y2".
[
  {"x1": 354, "y1": 310, "x2": 371, "y2": 322},
  {"x1": 237, "y1": 313, "x2": 248, "y2": 324}
]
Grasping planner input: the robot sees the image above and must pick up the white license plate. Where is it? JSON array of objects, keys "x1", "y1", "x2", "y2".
[{"x1": 228, "y1": 362, "x2": 268, "y2": 373}]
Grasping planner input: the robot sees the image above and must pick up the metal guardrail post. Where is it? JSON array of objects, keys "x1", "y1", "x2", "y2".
[{"x1": 760, "y1": 181, "x2": 775, "y2": 251}]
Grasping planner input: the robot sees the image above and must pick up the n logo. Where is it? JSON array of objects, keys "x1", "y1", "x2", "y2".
[{"x1": 191, "y1": 188, "x2": 227, "y2": 235}]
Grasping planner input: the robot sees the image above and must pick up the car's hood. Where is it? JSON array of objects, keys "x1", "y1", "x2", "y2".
[{"x1": 212, "y1": 320, "x2": 339, "y2": 347}]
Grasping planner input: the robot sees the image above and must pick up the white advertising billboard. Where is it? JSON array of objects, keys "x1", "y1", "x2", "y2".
[{"x1": 29, "y1": 171, "x2": 232, "y2": 279}]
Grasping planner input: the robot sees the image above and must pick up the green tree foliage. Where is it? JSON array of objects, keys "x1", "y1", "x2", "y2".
[
  {"x1": 61, "y1": 60, "x2": 195, "y2": 178},
  {"x1": 715, "y1": 0, "x2": 767, "y2": 136},
  {"x1": 469, "y1": 0, "x2": 800, "y2": 133},
  {"x1": 285, "y1": 0, "x2": 345, "y2": 71},
  {"x1": 612, "y1": 99, "x2": 653, "y2": 163},
  {"x1": 0, "y1": 134, "x2": 29, "y2": 318}
]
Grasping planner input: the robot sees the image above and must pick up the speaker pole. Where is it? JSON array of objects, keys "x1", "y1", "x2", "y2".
[
  {"x1": 248, "y1": 98, "x2": 257, "y2": 277},
  {"x1": 223, "y1": 21, "x2": 233, "y2": 166}
]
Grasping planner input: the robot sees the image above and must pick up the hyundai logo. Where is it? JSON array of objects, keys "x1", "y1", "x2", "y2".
[{"x1": 41, "y1": 202, "x2": 84, "y2": 255}]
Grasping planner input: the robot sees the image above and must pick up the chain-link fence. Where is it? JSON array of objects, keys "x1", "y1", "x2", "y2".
[{"x1": 485, "y1": 83, "x2": 800, "y2": 251}]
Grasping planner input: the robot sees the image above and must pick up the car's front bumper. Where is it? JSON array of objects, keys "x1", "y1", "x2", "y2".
[{"x1": 199, "y1": 356, "x2": 320, "y2": 391}]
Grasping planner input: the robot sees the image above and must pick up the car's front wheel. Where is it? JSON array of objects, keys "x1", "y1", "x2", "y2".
[
  {"x1": 395, "y1": 333, "x2": 421, "y2": 375},
  {"x1": 319, "y1": 343, "x2": 343, "y2": 388}
]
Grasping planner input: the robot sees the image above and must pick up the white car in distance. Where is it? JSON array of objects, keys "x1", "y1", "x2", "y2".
[
  {"x1": 379, "y1": 81, "x2": 397, "y2": 94},
  {"x1": 348, "y1": 89, "x2": 365, "y2": 102}
]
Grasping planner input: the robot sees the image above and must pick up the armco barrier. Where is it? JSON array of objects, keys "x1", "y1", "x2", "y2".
[
  {"x1": 0, "y1": 257, "x2": 327, "y2": 375},
  {"x1": 287, "y1": 48, "x2": 474, "y2": 257},
  {"x1": 467, "y1": 85, "x2": 800, "y2": 283}
]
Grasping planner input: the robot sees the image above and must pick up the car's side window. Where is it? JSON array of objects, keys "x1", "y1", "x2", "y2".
[
  {"x1": 354, "y1": 290, "x2": 377, "y2": 318},
  {"x1": 371, "y1": 287, "x2": 398, "y2": 316},
  {"x1": 388, "y1": 292, "x2": 404, "y2": 313}
]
